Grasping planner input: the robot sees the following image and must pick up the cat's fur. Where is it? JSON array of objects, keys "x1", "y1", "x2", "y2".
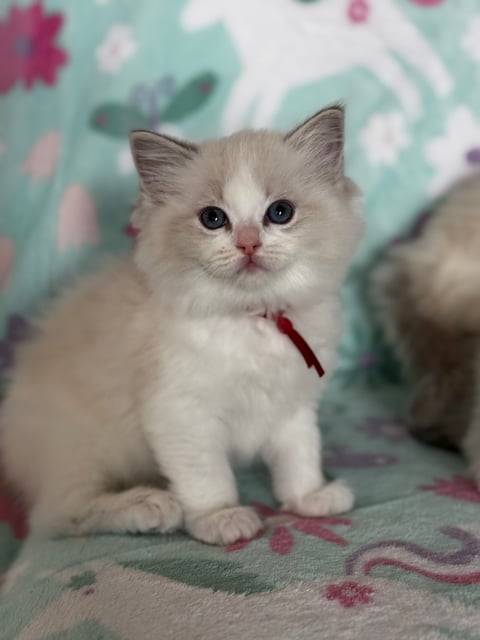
[
  {"x1": 0, "y1": 107, "x2": 363, "y2": 545},
  {"x1": 371, "y1": 173, "x2": 480, "y2": 486}
]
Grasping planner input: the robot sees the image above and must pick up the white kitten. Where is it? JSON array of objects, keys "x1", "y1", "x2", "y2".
[{"x1": 0, "y1": 107, "x2": 363, "y2": 545}]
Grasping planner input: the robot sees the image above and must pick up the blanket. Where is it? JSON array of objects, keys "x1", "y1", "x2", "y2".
[
  {"x1": 1, "y1": 1, "x2": 480, "y2": 638},
  {"x1": 2, "y1": 383, "x2": 480, "y2": 639}
]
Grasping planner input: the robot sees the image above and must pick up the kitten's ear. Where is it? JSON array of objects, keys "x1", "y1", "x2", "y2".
[
  {"x1": 129, "y1": 130, "x2": 198, "y2": 201},
  {"x1": 285, "y1": 106, "x2": 344, "y2": 180}
]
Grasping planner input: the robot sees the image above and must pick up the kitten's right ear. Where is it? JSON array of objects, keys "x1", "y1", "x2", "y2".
[
  {"x1": 129, "y1": 130, "x2": 198, "y2": 201},
  {"x1": 285, "y1": 106, "x2": 345, "y2": 181}
]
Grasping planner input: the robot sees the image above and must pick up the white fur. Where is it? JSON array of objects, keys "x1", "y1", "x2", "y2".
[
  {"x1": 223, "y1": 164, "x2": 267, "y2": 223},
  {"x1": 0, "y1": 115, "x2": 362, "y2": 545}
]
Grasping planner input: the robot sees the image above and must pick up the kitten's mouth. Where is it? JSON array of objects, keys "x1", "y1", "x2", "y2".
[{"x1": 238, "y1": 256, "x2": 266, "y2": 274}]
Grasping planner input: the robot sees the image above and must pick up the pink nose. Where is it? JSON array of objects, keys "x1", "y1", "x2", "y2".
[{"x1": 235, "y1": 226, "x2": 262, "y2": 256}]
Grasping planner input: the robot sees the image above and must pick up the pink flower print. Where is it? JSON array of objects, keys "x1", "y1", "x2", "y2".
[
  {"x1": 226, "y1": 528, "x2": 265, "y2": 553},
  {"x1": 21, "y1": 130, "x2": 62, "y2": 183},
  {"x1": 293, "y1": 518, "x2": 350, "y2": 546},
  {"x1": 348, "y1": 0, "x2": 369, "y2": 23},
  {"x1": 325, "y1": 581, "x2": 374, "y2": 608},
  {"x1": 226, "y1": 502, "x2": 352, "y2": 555},
  {"x1": 57, "y1": 185, "x2": 100, "y2": 252},
  {"x1": 269, "y1": 526, "x2": 294, "y2": 555},
  {"x1": 420, "y1": 476, "x2": 480, "y2": 503},
  {"x1": 0, "y1": 1, "x2": 68, "y2": 94}
]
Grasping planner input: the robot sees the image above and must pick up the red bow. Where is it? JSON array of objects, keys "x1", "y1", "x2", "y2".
[{"x1": 275, "y1": 314, "x2": 325, "y2": 378}]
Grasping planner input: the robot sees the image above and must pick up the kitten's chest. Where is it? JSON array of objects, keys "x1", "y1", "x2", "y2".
[
  {"x1": 187, "y1": 316, "x2": 309, "y2": 446},
  {"x1": 175, "y1": 309, "x2": 336, "y2": 412},
  {"x1": 190, "y1": 314, "x2": 311, "y2": 373},
  {"x1": 155, "y1": 303, "x2": 340, "y2": 455}
]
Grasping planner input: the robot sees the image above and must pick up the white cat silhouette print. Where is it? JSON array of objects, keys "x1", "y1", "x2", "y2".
[{"x1": 182, "y1": 0, "x2": 452, "y2": 133}]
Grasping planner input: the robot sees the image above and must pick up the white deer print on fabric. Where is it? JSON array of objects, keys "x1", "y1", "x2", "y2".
[{"x1": 182, "y1": 0, "x2": 452, "y2": 133}]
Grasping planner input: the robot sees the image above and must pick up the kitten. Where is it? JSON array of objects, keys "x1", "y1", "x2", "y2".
[
  {"x1": 0, "y1": 107, "x2": 363, "y2": 545},
  {"x1": 371, "y1": 173, "x2": 480, "y2": 486}
]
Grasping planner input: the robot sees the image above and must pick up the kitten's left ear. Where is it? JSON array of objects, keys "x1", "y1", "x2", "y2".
[
  {"x1": 285, "y1": 106, "x2": 344, "y2": 180},
  {"x1": 129, "y1": 130, "x2": 198, "y2": 202}
]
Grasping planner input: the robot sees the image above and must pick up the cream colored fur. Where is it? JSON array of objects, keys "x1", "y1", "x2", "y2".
[
  {"x1": 372, "y1": 173, "x2": 480, "y2": 486},
  {"x1": 0, "y1": 108, "x2": 363, "y2": 545},
  {"x1": 392, "y1": 175, "x2": 480, "y2": 333}
]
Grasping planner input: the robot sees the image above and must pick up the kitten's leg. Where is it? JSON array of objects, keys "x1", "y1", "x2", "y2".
[
  {"x1": 30, "y1": 485, "x2": 182, "y2": 537},
  {"x1": 167, "y1": 456, "x2": 262, "y2": 545},
  {"x1": 263, "y1": 406, "x2": 354, "y2": 517},
  {"x1": 149, "y1": 428, "x2": 262, "y2": 545}
]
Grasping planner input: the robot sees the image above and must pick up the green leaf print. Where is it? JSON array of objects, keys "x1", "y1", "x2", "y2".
[
  {"x1": 162, "y1": 72, "x2": 218, "y2": 122},
  {"x1": 120, "y1": 558, "x2": 274, "y2": 595},
  {"x1": 90, "y1": 104, "x2": 149, "y2": 138}
]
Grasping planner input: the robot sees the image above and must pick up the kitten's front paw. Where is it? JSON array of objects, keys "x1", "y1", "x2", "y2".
[
  {"x1": 126, "y1": 488, "x2": 183, "y2": 534},
  {"x1": 284, "y1": 480, "x2": 354, "y2": 518},
  {"x1": 185, "y1": 506, "x2": 263, "y2": 545}
]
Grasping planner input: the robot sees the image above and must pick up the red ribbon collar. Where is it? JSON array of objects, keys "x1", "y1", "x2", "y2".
[{"x1": 261, "y1": 312, "x2": 325, "y2": 378}]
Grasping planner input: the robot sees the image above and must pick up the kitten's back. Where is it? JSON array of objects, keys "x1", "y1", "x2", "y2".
[{"x1": 0, "y1": 258, "x2": 155, "y2": 507}]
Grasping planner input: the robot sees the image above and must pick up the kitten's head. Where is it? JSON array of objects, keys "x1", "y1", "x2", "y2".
[{"x1": 129, "y1": 106, "x2": 363, "y2": 314}]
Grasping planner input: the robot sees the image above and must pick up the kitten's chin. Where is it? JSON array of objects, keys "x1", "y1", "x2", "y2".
[
  {"x1": 232, "y1": 254, "x2": 291, "y2": 280},
  {"x1": 234, "y1": 272, "x2": 271, "y2": 292},
  {"x1": 236, "y1": 257, "x2": 268, "y2": 276},
  {"x1": 207, "y1": 264, "x2": 279, "y2": 296},
  {"x1": 203, "y1": 257, "x2": 279, "y2": 287},
  {"x1": 233, "y1": 260, "x2": 285, "y2": 290},
  {"x1": 174, "y1": 264, "x2": 321, "y2": 317}
]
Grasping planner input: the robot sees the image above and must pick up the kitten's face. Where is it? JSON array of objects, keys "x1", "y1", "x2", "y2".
[{"x1": 130, "y1": 108, "x2": 363, "y2": 312}]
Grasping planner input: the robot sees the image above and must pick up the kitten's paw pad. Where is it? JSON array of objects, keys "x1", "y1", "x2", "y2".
[
  {"x1": 186, "y1": 506, "x2": 263, "y2": 545},
  {"x1": 287, "y1": 480, "x2": 354, "y2": 517},
  {"x1": 126, "y1": 489, "x2": 182, "y2": 534}
]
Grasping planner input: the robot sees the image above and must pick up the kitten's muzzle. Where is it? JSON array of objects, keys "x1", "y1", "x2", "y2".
[{"x1": 237, "y1": 255, "x2": 266, "y2": 274}]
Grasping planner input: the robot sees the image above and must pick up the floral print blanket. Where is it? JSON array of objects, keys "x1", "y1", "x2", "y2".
[
  {"x1": 1, "y1": 1, "x2": 480, "y2": 638},
  {"x1": 2, "y1": 383, "x2": 480, "y2": 639}
]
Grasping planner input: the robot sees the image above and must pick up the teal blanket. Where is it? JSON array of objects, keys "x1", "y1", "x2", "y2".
[
  {"x1": 1, "y1": 1, "x2": 480, "y2": 638},
  {"x1": 2, "y1": 384, "x2": 480, "y2": 639}
]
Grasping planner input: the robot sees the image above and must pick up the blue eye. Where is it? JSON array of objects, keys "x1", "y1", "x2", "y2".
[
  {"x1": 265, "y1": 200, "x2": 295, "y2": 225},
  {"x1": 200, "y1": 207, "x2": 229, "y2": 230}
]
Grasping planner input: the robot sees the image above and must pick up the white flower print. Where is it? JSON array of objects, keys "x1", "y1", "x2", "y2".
[
  {"x1": 359, "y1": 111, "x2": 410, "y2": 166},
  {"x1": 153, "y1": 123, "x2": 184, "y2": 139},
  {"x1": 95, "y1": 25, "x2": 137, "y2": 75},
  {"x1": 425, "y1": 106, "x2": 480, "y2": 197},
  {"x1": 117, "y1": 145, "x2": 135, "y2": 175},
  {"x1": 462, "y1": 16, "x2": 480, "y2": 62}
]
